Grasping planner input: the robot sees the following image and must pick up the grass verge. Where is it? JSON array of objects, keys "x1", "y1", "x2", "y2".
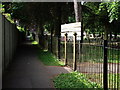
[
  {"x1": 38, "y1": 49, "x2": 64, "y2": 66},
  {"x1": 53, "y1": 71, "x2": 102, "y2": 89}
]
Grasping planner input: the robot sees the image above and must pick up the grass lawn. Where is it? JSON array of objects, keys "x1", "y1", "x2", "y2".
[
  {"x1": 53, "y1": 71, "x2": 102, "y2": 89},
  {"x1": 38, "y1": 49, "x2": 64, "y2": 66},
  {"x1": 85, "y1": 73, "x2": 120, "y2": 88},
  {"x1": 60, "y1": 42, "x2": 120, "y2": 63}
]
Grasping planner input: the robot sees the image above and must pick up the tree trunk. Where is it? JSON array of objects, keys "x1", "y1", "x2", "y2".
[
  {"x1": 50, "y1": 26, "x2": 53, "y2": 53},
  {"x1": 93, "y1": 32, "x2": 95, "y2": 38},
  {"x1": 73, "y1": 0, "x2": 81, "y2": 22},
  {"x1": 109, "y1": 32, "x2": 112, "y2": 41},
  {"x1": 54, "y1": 3, "x2": 61, "y2": 59},
  {"x1": 114, "y1": 33, "x2": 117, "y2": 39},
  {"x1": 73, "y1": 1, "x2": 83, "y2": 42},
  {"x1": 73, "y1": 1, "x2": 83, "y2": 54},
  {"x1": 38, "y1": 22, "x2": 44, "y2": 47},
  {"x1": 104, "y1": 23, "x2": 108, "y2": 40}
]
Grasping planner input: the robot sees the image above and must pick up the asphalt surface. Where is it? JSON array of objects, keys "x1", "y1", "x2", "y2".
[{"x1": 3, "y1": 43, "x2": 72, "y2": 89}]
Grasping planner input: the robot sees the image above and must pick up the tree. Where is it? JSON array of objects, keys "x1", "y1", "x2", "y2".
[
  {"x1": 73, "y1": 1, "x2": 83, "y2": 43},
  {"x1": 83, "y1": 2, "x2": 120, "y2": 40},
  {"x1": 73, "y1": 0, "x2": 81, "y2": 22}
]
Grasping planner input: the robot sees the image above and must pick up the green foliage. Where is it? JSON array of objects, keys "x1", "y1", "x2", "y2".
[
  {"x1": 38, "y1": 49, "x2": 64, "y2": 66},
  {"x1": 32, "y1": 41, "x2": 38, "y2": 45},
  {"x1": 17, "y1": 26, "x2": 25, "y2": 32},
  {"x1": 68, "y1": 16, "x2": 75, "y2": 23},
  {"x1": 61, "y1": 3, "x2": 75, "y2": 24},
  {"x1": 99, "y1": 2, "x2": 120, "y2": 23},
  {"x1": 3, "y1": 13, "x2": 14, "y2": 23},
  {"x1": 0, "y1": 4, "x2": 5, "y2": 13},
  {"x1": 2, "y1": 2, "x2": 120, "y2": 36},
  {"x1": 43, "y1": 23, "x2": 52, "y2": 32},
  {"x1": 53, "y1": 71, "x2": 102, "y2": 88},
  {"x1": 107, "y1": 2, "x2": 120, "y2": 23},
  {"x1": 108, "y1": 73, "x2": 120, "y2": 88},
  {"x1": 83, "y1": 2, "x2": 120, "y2": 35},
  {"x1": 2, "y1": 2, "x2": 75, "y2": 35},
  {"x1": 83, "y1": 2, "x2": 104, "y2": 34}
]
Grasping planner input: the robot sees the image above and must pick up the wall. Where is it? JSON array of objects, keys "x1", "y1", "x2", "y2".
[
  {"x1": 2, "y1": 15, "x2": 19, "y2": 71},
  {"x1": 0, "y1": 14, "x2": 25, "y2": 89},
  {"x1": 0, "y1": 12, "x2": 2, "y2": 90}
]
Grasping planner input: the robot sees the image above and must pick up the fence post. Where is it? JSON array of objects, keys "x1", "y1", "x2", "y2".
[
  {"x1": 73, "y1": 33, "x2": 77, "y2": 71},
  {"x1": 64, "y1": 33, "x2": 68, "y2": 65},
  {"x1": 117, "y1": 42, "x2": 120, "y2": 89},
  {"x1": 103, "y1": 40, "x2": 108, "y2": 89}
]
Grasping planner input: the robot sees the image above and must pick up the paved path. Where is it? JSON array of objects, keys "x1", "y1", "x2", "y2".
[{"x1": 3, "y1": 43, "x2": 72, "y2": 89}]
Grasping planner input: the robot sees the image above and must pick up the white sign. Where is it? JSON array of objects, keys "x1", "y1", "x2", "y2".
[{"x1": 61, "y1": 22, "x2": 81, "y2": 40}]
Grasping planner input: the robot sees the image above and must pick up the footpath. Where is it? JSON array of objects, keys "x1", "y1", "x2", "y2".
[{"x1": 3, "y1": 43, "x2": 72, "y2": 89}]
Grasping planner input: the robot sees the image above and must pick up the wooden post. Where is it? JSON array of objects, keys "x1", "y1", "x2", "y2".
[
  {"x1": 64, "y1": 33, "x2": 68, "y2": 65},
  {"x1": 73, "y1": 33, "x2": 77, "y2": 71}
]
